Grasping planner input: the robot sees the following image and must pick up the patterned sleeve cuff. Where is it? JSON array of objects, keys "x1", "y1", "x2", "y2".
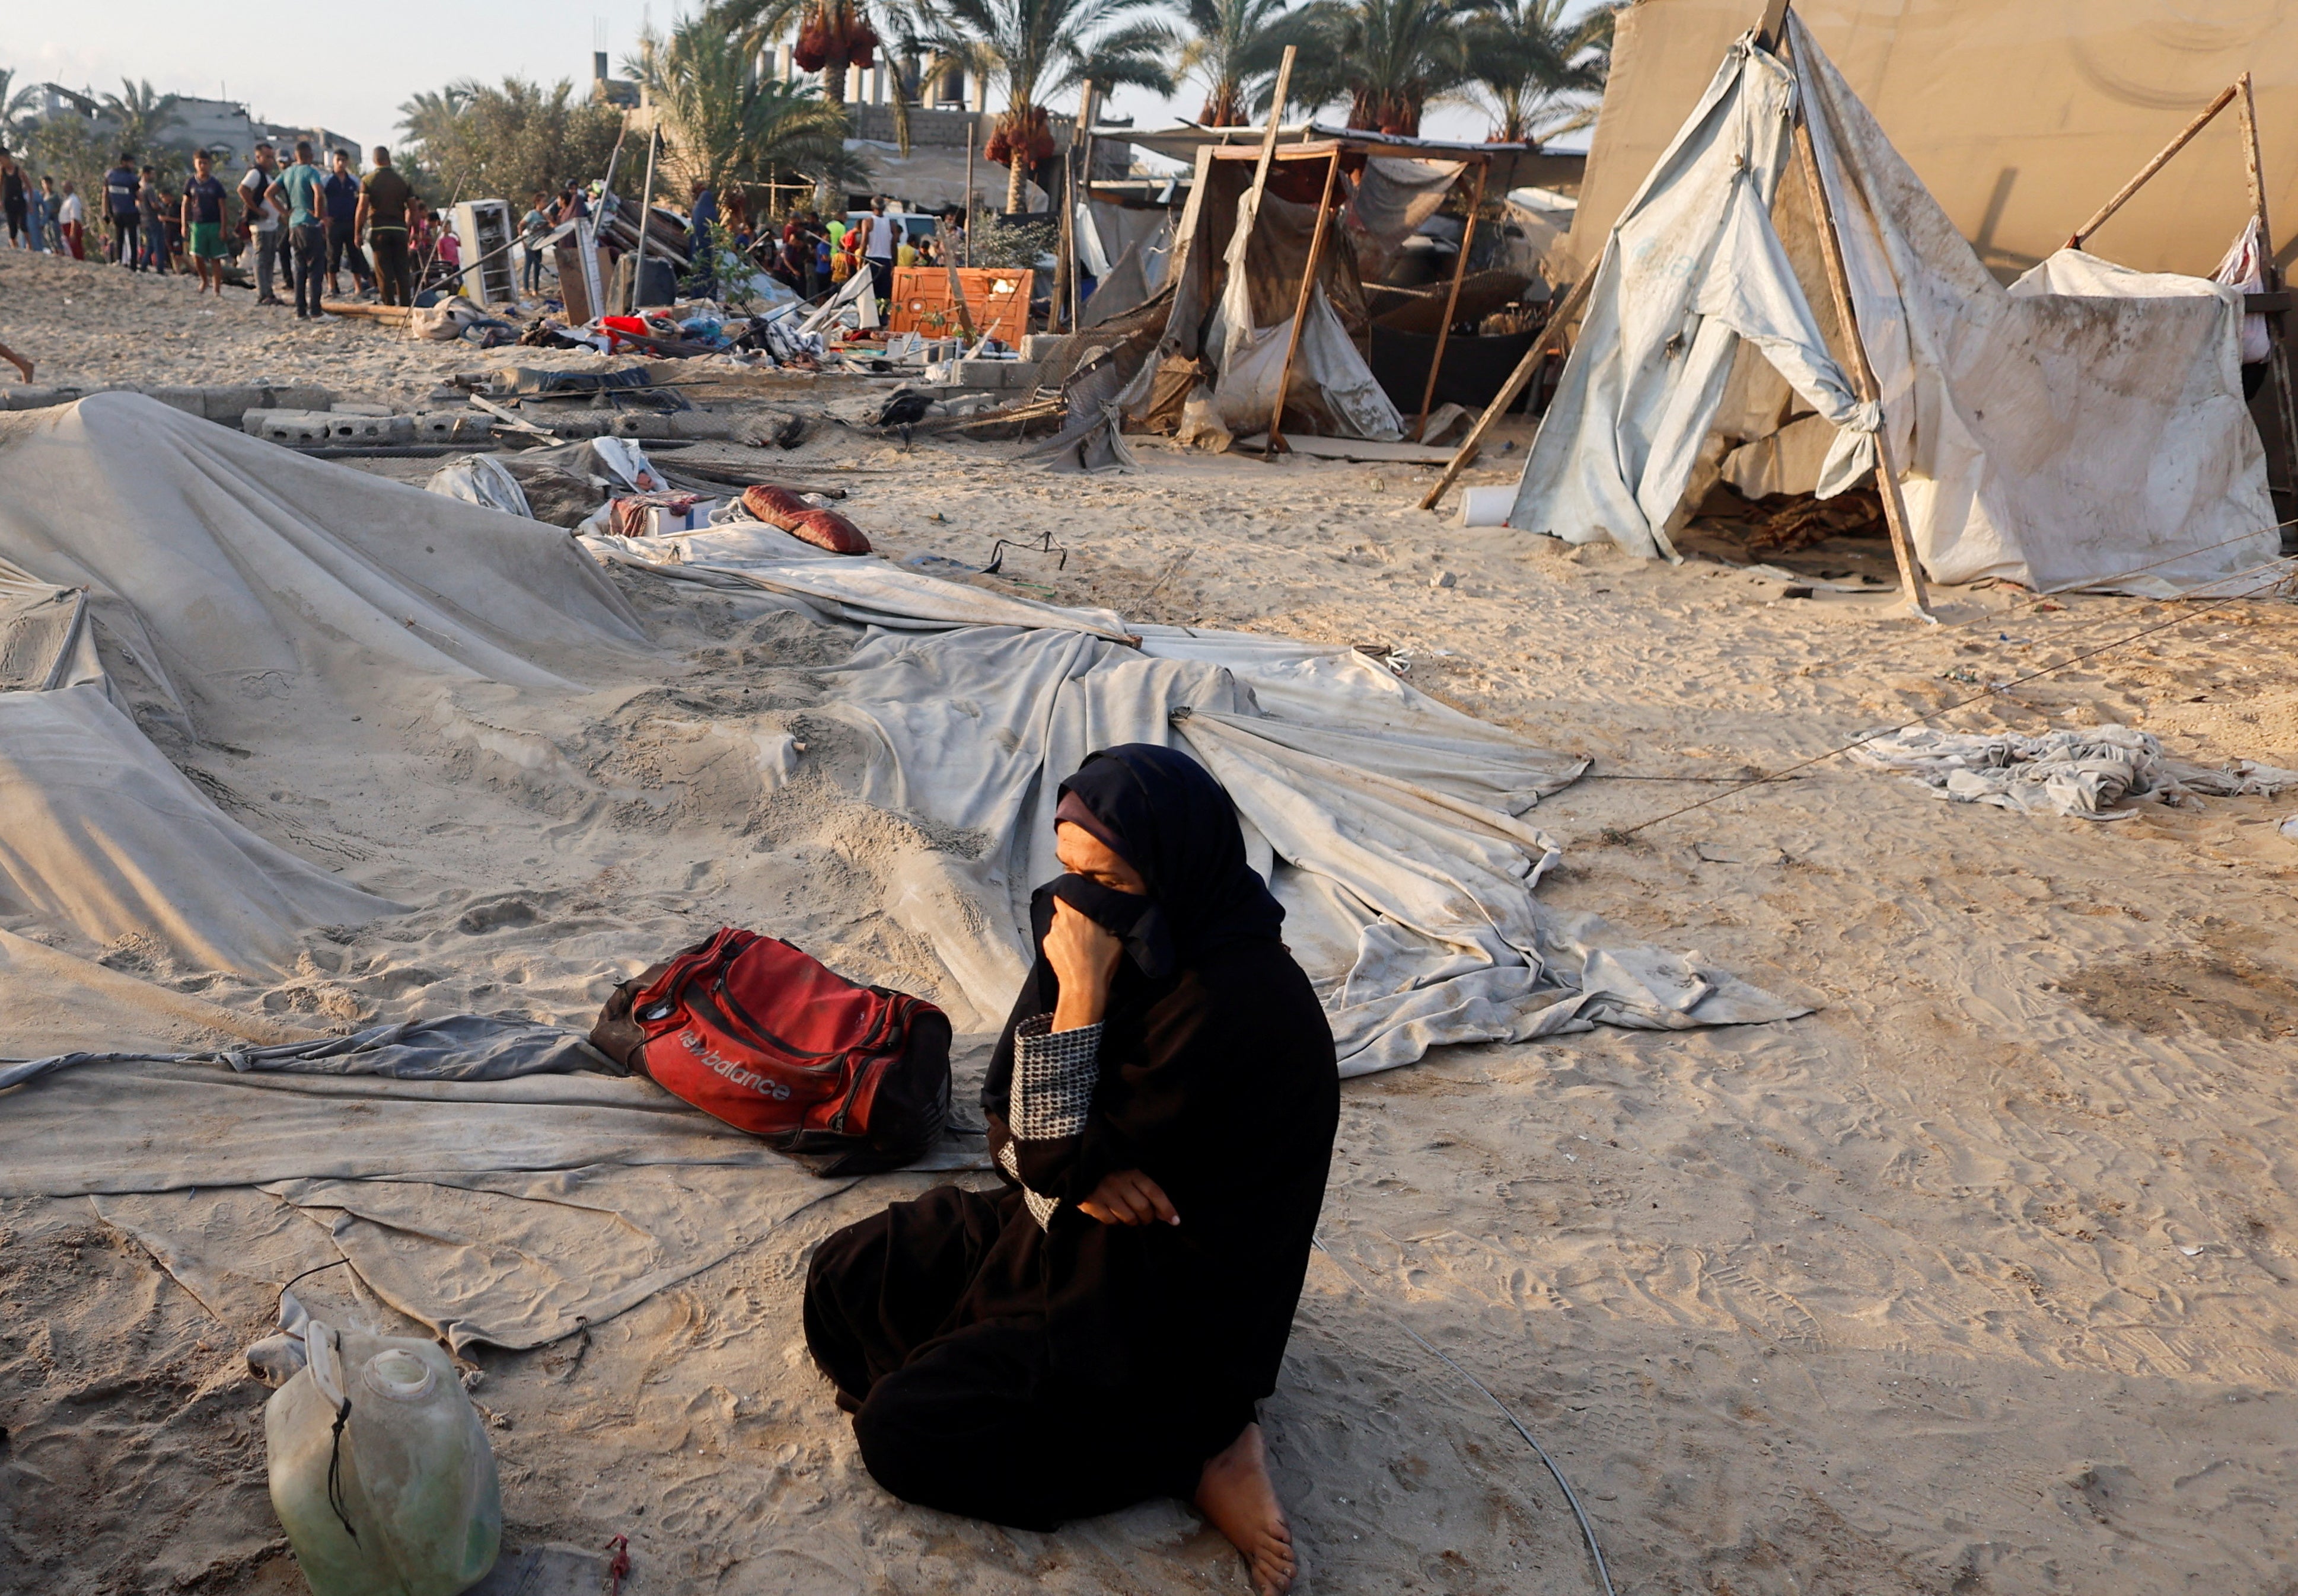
[{"x1": 1011, "y1": 1014, "x2": 1101, "y2": 1142}]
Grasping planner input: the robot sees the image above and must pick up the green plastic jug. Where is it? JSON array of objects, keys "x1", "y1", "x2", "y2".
[{"x1": 266, "y1": 1320, "x2": 501, "y2": 1596}]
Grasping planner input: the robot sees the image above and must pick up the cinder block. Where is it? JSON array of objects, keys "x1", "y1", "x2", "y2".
[
  {"x1": 200, "y1": 385, "x2": 265, "y2": 423},
  {"x1": 3, "y1": 387, "x2": 68, "y2": 411},
  {"x1": 270, "y1": 385, "x2": 337, "y2": 412},
  {"x1": 329, "y1": 402, "x2": 393, "y2": 417},
  {"x1": 1021, "y1": 333, "x2": 1065, "y2": 362},
  {"x1": 323, "y1": 413, "x2": 416, "y2": 444},
  {"x1": 412, "y1": 411, "x2": 495, "y2": 442},
  {"x1": 145, "y1": 387, "x2": 207, "y2": 417},
  {"x1": 608, "y1": 413, "x2": 675, "y2": 439},
  {"x1": 244, "y1": 409, "x2": 332, "y2": 445},
  {"x1": 955, "y1": 359, "x2": 1018, "y2": 388}
]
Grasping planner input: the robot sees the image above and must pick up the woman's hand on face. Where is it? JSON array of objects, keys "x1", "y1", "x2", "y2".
[
  {"x1": 1044, "y1": 896, "x2": 1122, "y2": 1029},
  {"x1": 1079, "y1": 1168, "x2": 1179, "y2": 1226}
]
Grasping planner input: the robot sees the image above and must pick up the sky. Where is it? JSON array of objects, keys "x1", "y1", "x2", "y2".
[{"x1": 8, "y1": 0, "x2": 1561, "y2": 168}]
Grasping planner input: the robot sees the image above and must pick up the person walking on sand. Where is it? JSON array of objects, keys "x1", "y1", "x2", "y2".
[
  {"x1": 859, "y1": 194, "x2": 898, "y2": 305},
  {"x1": 137, "y1": 165, "x2": 170, "y2": 274},
  {"x1": 238, "y1": 142, "x2": 286, "y2": 304},
  {"x1": 0, "y1": 338, "x2": 32, "y2": 382},
  {"x1": 354, "y1": 146, "x2": 418, "y2": 308},
  {"x1": 275, "y1": 142, "x2": 330, "y2": 320},
  {"x1": 1, "y1": 149, "x2": 28, "y2": 250},
  {"x1": 181, "y1": 150, "x2": 230, "y2": 296},
  {"x1": 56, "y1": 180, "x2": 84, "y2": 259},
  {"x1": 804, "y1": 745, "x2": 1333, "y2": 1596},
  {"x1": 103, "y1": 152, "x2": 140, "y2": 267},
  {"x1": 26, "y1": 172, "x2": 52, "y2": 253},
  {"x1": 520, "y1": 191, "x2": 552, "y2": 296},
  {"x1": 323, "y1": 149, "x2": 371, "y2": 298}
]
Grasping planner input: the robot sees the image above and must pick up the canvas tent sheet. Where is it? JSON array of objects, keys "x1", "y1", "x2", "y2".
[
  {"x1": 0, "y1": 394, "x2": 1803, "y2": 1350},
  {"x1": 1564, "y1": 0, "x2": 2298, "y2": 283},
  {"x1": 1149, "y1": 155, "x2": 1410, "y2": 441},
  {"x1": 1507, "y1": 20, "x2": 2281, "y2": 592}
]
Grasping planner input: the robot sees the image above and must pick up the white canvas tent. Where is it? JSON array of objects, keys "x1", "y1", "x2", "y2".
[{"x1": 1502, "y1": 15, "x2": 2283, "y2": 593}]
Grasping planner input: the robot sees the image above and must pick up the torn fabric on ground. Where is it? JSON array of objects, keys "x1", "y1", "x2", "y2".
[{"x1": 1850, "y1": 724, "x2": 2298, "y2": 819}]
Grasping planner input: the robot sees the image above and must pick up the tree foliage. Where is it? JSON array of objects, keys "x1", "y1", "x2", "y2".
[
  {"x1": 1277, "y1": 0, "x2": 1484, "y2": 136},
  {"x1": 394, "y1": 78, "x2": 623, "y2": 207},
  {"x1": 636, "y1": 14, "x2": 860, "y2": 197},
  {"x1": 1456, "y1": 0, "x2": 1611, "y2": 142},
  {"x1": 1175, "y1": 0, "x2": 1299, "y2": 126},
  {"x1": 919, "y1": 0, "x2": 1174, "y2": 209}
]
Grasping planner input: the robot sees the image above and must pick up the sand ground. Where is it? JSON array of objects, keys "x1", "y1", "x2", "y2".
[{"x1": 5, "y1": 244, "x2": 2298, "y2": 1596}]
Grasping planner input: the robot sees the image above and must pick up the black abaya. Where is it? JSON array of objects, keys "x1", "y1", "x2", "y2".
[{"x1": 804, "y1": 745, "x2": 1339, "y2": 1528}]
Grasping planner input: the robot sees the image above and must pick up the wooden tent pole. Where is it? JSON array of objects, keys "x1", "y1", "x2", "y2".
[
  {"x1": 2236, "y1": 72, "x2": 2298, "y2": 516},
  {"x1": 1265, "y1": 146, "x2": 1345, "y2": 459},
  {"x1": 1416, "y1": 267, "x2": 1592, "y2": 511},
  {"x1": 629, "y1": 127, "x2": 660, "y2": 313},
  {"x1": 1414, "y1": 156, "x2": 1487, "y2": 441},
  {"x1": 1250, "y1": 49, "x2": 1298, "y2": 201},
  {"x1": 2066, "y1": 82, "x2": 2240, "y2": 251},
  {"x1": 1787, "y1": 99, "x2": 1933, "y2": 616}
]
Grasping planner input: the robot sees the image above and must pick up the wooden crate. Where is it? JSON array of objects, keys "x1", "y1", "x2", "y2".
[{"x1": 888, "y1": 267, "x2": 1034, "y2": 345}]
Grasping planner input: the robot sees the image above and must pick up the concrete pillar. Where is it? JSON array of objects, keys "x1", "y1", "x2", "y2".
[
  {"x1": 871, "y1": 66, "x2": 888, "y2": 106},
  {"x1": 776, "y1": 43, "x2": 793, "y2": 83},
  {"x1": 846, "y1": 63, "x2": 866, "y2": 103}
]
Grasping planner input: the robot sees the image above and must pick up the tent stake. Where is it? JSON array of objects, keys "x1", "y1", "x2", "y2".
[
  {"x1": 1787, "y1": 82, "x2": 1934, "y2": 620},
  {"x1": 1264, "y1": 146, "x2": 1345, "y2": 459},
  {"x1": 1416, "y1": 267, "x2": 1592, "y2": 511},
  {"x1": 1413, "y1": 157, "x2": 1487, "y2": 441},
  {"x1": 2066, "y1": 82, "x2": 2240, "y2": 251},
  {"x1": 2235, "y1": 73, "x2": 2298, "y2": 525}
]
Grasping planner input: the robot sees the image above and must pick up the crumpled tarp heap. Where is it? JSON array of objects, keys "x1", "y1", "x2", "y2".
[{"x1": 1851, "y1": 723, "x2": 2298, "y2": 819}]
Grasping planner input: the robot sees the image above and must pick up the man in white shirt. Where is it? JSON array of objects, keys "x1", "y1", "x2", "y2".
[
  {"x1": 860, "y1": 196, "x2": 899, "y2": 304},
  {"x1": 238, "y1": 142, "x2": 286, "y2": 305}
]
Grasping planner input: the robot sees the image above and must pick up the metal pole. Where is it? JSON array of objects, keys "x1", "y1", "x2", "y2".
[{"x1": 630, "y1": 126, "x2": 660, "y2": 312}]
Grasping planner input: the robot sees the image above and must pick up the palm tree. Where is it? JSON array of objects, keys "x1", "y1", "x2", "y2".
[
  {"x1": 921, "y1": 0, "x2": 1175, "y2": 212},
  {"x1": 395, "y1": 83, "x2": 475, "y2": 171},
  {"x1": 1456, "y1": 0, "x2": 1610, "y2": 142},
  {"x1": 0, "y1": 69, "x2": 42, "y2": 148},
  {"x1": 709, "y1": 0, "x2": 926, "y2": 151},
  {"x1": 1282, "y1": 0, "x2": 1484, "y2": 136},
  {"x1": 1176, "y1": 0, "x2": 1299, "y2": 126},
  {"x1": 639, "y1": 14, "x2": 859, "y2": 195},
  {"x1": 97, "y1": 78, "x2": 184, "y2": 162}
]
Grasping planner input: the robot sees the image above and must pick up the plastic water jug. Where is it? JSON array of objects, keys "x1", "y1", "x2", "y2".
[{"x1": 265, "y1": 1319, "x2": 501, "y2": 1596}]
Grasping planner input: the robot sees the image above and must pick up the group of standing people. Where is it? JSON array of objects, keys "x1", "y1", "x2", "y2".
[{"x1": 0, "y1": 140, "x2": 425, "y2": 313}]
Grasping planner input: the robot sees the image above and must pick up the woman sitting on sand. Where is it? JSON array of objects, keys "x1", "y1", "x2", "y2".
[{"x1": 804, "y1": 745, "x2": 1338, "y2": 1595}]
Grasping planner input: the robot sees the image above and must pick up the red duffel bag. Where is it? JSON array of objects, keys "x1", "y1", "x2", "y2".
[
  {"x1": 589, "y1": 927, "x2": 949, "y2": 1174},
  {"x1": 743, "y1": 483, "x2": 871, "y2": 554}
]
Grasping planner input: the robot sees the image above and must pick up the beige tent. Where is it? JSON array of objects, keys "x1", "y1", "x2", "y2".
[{"x1": 1561, "y1": 0, "x2": 2298, "y2": 282}]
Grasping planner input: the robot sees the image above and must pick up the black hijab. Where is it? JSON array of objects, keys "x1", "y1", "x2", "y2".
[{"x1": 1036, "y1": 743, "x2": 1285, "y2": 979}]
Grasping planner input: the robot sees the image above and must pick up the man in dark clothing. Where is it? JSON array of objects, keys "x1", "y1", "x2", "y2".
[
  {"x1": 276, "y1": 142, "x2": 329, "y2": 319},
  {"x1": 323, "y1": 149, "x2": 371, "y2": 296},
  {"x1": 354, "y1": 146, "x2": 417, "y2": 308},
  {"x1": 103, "y1": 155, "x2": 139, "y2": 267}
]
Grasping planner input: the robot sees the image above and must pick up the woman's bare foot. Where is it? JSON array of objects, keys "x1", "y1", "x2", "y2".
[{"x1": 1194, "y1": 1422, "x2": 1296, "y2": 1594}]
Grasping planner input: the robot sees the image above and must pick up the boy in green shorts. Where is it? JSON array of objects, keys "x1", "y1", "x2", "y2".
[{"x1": 181, "y1": 150, "x2": 230, "y2": 296}]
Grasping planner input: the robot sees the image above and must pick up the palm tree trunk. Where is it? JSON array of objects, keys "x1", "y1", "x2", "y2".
[{"x1": 1006, "y1": 120, "x2": 1027, "y2": 215}]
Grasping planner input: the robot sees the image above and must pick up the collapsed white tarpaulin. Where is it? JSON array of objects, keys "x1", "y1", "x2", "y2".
[
  {"x1": 0, "y1": 395, "x2": 1804, "y2": 1348},
  {"x1": 605, "y1": 524, "x2": 1800, "y2": 1072},
  {"x1": 1510, "y1": 19, "x2": 2280, "y2": 592}
]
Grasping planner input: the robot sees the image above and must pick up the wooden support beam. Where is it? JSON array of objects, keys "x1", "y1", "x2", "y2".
[
  {"x1": 1755, "y1": 0, "x2": 1792, "y2": 49},
  {"x1": 1416, "y1": 267, "x2": 1592, "y2": 511},
  {"x1": 2066, "y1": 82, "x2": 2240, "y2": 251},
  {"x1": 1789, "y1": 100, "x2": 1933, "y2": 618},
  {"x1": 1414, "y1": 157, "x2": 1488, "y2": 441},
  {"x1": 2236, "y1": 72, "x2": 2298, "y2": 520},
  {"x1": 1264, "y1": 146, "x2": 1346, "y2": 459},
  {"x1": 1249, "y1": 47, "x2": 1298, "y2": 203}
]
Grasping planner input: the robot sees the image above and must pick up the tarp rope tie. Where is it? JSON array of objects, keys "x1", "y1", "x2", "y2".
[
  {"x1": 1611, "y1": 570, "x2": 2292, "y2": 839},
  {"x1": 1311, "y1": 1236, "x2": 1617, "y2": 1596}
]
